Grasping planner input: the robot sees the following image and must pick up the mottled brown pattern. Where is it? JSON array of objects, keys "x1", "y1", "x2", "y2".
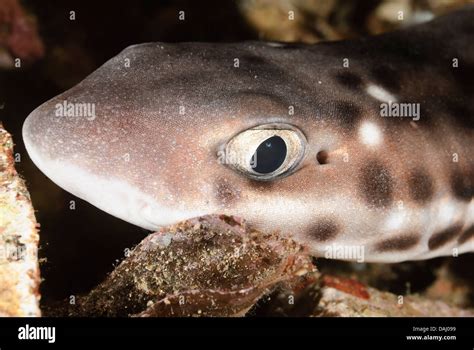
[
  {"x1": 428, "y1": 224, "x2": 463, "y2": 250},
  {"x1": 374, "y1": 234, "x2": 421, "y2": 252},
  {"x1": 458, "y1": 225, "x2": 474, "y2": 245},
  {"x1": 451, "y1": 169, "x2": 474, "y2": 200},
  {"x1": 333, "y1": 101, "x2": 362, "y2": 130},
  {"x1": 408, "y1": 168, "x2": 434, "y2": 204},
  {"x1": 334, "y1": 71, "x2": 362, "y2": 90},
  {"x1": 307, "y1": 219, "x2": 339, "y2": 242},
  {"x1": 359, "y1": 160, "x2": 394, "y2": 208}
]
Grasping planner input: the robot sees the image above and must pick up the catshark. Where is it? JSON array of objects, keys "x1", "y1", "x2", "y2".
[{"x1": 23, "y1": 7, "x2": 474, "y2": 262}]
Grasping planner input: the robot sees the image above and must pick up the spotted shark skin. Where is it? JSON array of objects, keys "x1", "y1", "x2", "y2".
[{"x1": 23, "y1": 7, "x2": 474, "y2": 262}]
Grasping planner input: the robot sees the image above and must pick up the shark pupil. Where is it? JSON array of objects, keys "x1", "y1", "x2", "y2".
[{"x1": 251, "y1": 136, "x2": 287, "y2": 174}]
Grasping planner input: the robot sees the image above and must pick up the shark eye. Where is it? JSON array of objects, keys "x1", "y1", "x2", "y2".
[{"x1": 224, "y1": 123, "x2": 306, "y2": 180}]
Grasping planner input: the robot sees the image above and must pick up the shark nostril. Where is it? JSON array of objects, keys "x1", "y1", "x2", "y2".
[{"x1": 316, "y1": 150, "x2": 329, "y2": 165}]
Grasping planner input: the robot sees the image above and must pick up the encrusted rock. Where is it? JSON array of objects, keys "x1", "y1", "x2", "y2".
[
  {"x1": 0, "y1": 122, "x2": 41, "y2": 316},
  {"x1": 57, "y1": 214, "x2": 315, "y2": 317}
]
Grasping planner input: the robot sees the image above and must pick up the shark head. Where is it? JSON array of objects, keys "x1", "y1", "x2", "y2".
[{"x1": 23, "y1": 8, "x2": 474, "y2": 262}]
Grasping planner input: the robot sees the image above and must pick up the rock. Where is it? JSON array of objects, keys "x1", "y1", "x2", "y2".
[
  {"x1": 0, "y1": 122, "x2": 41, "y2": 316},
  {"x1": 260, "y1": 274, "x2": 474, "y2": 317},
  {"x1": 316, "y1": 274, "x2": 473, "y2": 317},
  {"x1": 55, "y1": 215, "x2": 315, "y2": 317}
]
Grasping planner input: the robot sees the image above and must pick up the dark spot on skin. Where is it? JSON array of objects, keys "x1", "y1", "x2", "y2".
[
  {"x1": 334, "y1": 72, "x2": 362, "y2": 90},
  {"x1": 307, "y1": 219, "x2": 339, "y2": 242},
  {"x1": 408, "y1": 168, "x2": 434, "y2": 204},
  {"x1": 428, "y1": 224, "x2": 463, "y2": 250},
  {"x1": 458, "y1": 225, "x2": 474, "y2": 245},
  {"x1": 370, "y1": 65, "x2": 401, "y2": 92},
  {"x1": 359, "y1": 160, "x2": 394, "y2": 208},
  {"x1": 215, "y1": 178, "x2": 241, "y2": 206},
  {"x1": 458, "y1": 225, "x2": 474, "y2": 244},
  {"x1": 451, "y1": 169, "x2": 474, "y2": 200},
  {"x1": 375, "y1": 234, "x2": 421, "y2": 252},
  {"x1": 334, "y1": 101, "x2": 362, "y2": 130}
]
